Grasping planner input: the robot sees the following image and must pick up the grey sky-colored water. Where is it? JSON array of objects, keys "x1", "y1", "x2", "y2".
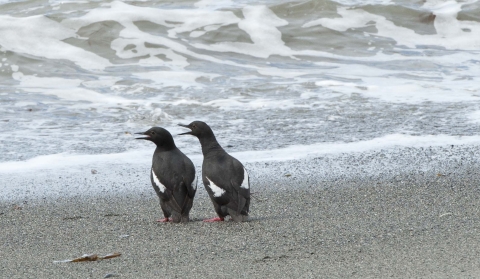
[{"x1": 0, "y1": 0, "x2": 479, "y2": 166}]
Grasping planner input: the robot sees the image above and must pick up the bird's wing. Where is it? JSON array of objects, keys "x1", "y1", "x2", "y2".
[
  {"x1": 151, "y1": 168, "x2": 183, "y2": 213},
  {"x1": 228, "y1": 158, "x2": 250, "y2": 214},
  {"x1": 229, "y1": 159, "x2": 250, "y2": 195},
  {"x1": 183, "y1": 157, "x2": 197, "y2": 198},
  {"x1": 203, "y1": 174, "x2": 231, "y2": 206},
  {"x1": 230, "y1": 182, "x2": 248, "y2": 214},
  {"x1": 185, "y1": 175, "x2": 197, "y2": 198}
]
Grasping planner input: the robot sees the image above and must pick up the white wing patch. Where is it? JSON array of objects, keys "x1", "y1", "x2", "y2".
[
  {"x1": 152, "y1": 169, "x2": 166, "y2": 193},
  {"x1": 192, "y1": 176, "x2": 197, "y2": 190},
  {"x1": 206, "y1": 177, "x2": 226, "y2": 197},
  {"x1": 240, "y1": 167, "x2": 250, "y2": 189}
]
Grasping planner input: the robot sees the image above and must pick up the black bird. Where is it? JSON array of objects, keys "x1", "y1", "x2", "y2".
[
  {"x1": 178, "y1": 121, "x2": 250, "y2": 222},
  {"x1": 136, "y1": 127, "x2": 196, "y2": 223}
]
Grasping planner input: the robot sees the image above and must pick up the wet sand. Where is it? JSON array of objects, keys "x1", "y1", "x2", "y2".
[{"x1": 2, "y1": 165, "x2": 480, "y2": 278}]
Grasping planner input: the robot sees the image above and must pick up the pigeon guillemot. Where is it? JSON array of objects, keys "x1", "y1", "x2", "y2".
[
  {"x1": 136, "y1": 127, "x2": 196, "y2": 223},
  {"x1": 178, "y1": 121, "x2": 250, "y2": 222}
]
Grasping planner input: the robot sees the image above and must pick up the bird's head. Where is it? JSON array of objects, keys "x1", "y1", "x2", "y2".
[
  {"x1": 135, "y1": 127, "x2": 175, "y2": 148},
  {"x1": 178, "y1": 121, "x2": 214, "y2": 139}
]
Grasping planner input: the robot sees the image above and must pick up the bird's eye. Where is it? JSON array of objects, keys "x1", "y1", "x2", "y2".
[
  {"x1": 192, "y1": 125, "x2": 196, "y2": 129},
  {"x1": 151, "y1": 131, "x2": 155, "y2": 135}
]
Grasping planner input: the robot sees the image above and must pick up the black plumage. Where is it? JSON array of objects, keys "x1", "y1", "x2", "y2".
[
  {"x1": 179, "y1": 121, "x2": 250, "y2": 222},
  {"x1": 136, "y1": 127, "x2": 196, "y2": 223}
]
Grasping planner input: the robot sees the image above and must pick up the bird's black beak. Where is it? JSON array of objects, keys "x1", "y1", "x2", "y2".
[
  {"x1": 134, "y1": 131, "x2": 150, "y2": 140},
  {"x1": 178, "y1": 124, "x2": 192, "y2": 135}
]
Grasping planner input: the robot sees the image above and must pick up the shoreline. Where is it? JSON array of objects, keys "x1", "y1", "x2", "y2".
[
  {"x1": 2, "y1": 159, "x2": 480, "y2": 278},
  {"x1": 2, "y1": 144, "x2": 479, "y2": 203}
]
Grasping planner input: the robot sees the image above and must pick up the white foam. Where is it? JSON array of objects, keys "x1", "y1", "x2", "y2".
[
  {"x1": 192, "y1": 5, "x2": 291, "y2": 59},
  {"x1": 231, "y1": 134, "x2": 480, "y2": 162},
  {"x1": 0, "y1": 15, "x2": 110, "y2": 70},
  {"x1": 110, "y1": 36, "x2": 190, "y2": 69},
  {"x1": 133, "y1": 71, "x2": 220, "y2": 89},
  {"x1": 467, "y1": 110, "x2": 480, "y2": 123},
  {"x1": 49, "y1": 0, "x2": 89, "y2": 4},
  {"x1": 194, "y1": 0, "x2": 239, "y2": 10},
  {"x1": 206, "y1": 177, "x2": 226, "y2": 197},
  {"x1": 188, "y1": 4, "x2": 477, "y2": 64},
  {"x1": 303, "y1": 5, "x2": 480, "y2": 50},
  {"x1": 62, "y1": 1, "x2": 244, "y2": 69},
  {"x1": 330, "y1": 0, "x2": 394, "y2": 5},
  {"x1": 2, "y1": 134, "x2": 480, "y2": 174},
  {"x1": 82, "y1": 77, "x2": 122, "y2": 89},
  {"x1": 62, "y1": 1, "x2": 240, "y2": 38},
  {"x1": 190, "y1": 24, "x2": 223, "y2": 38},
  {"x1": 8, "y1": 0, "x2": 471, "y2": 83},
  {"x1": 142, "y1": 95, "x2": 309, "y2": 110},
  {"x1": 14, "y1": 101, "x2": 37, "y2": 107},
  {"x1": 315, "y1": 80, "x2": 358, "y2": 88},
  {"x1": 312, "y1": 63, "x2": 480, "y2": 104},
  {"x1": 0, "y1": 149, "x2": 152, "y2": 174},
  {"x1": 164, "y1": 99, "x2": 204, "y2": 106},
  {"x1": 257, "y1": 68, "x2": 307, "y2": 78},
  {"x1": 13, "y1": 73, "x2": 131, "y2": 104},
  {"x1": 203, "y1": 96, "x2": 308, "y2": 110}
]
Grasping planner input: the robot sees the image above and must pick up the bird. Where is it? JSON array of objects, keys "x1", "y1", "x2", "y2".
[
  {"x1": 178, "y1": 121, "x2": 250, "y2": 222},
  {"x1": 135, "y1": 127, "x2": 196, "y2": 223}
]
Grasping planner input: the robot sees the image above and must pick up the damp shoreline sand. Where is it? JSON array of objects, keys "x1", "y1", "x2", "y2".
[
  {"x1": 2, "y1": 145, "x2": 480, "y2": 278},
  {"x1": 2, "y1": 154, "x2": 480, "y2": 278}
]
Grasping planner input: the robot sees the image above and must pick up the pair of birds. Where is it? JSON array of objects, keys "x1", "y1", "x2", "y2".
[{"x1": 135, "y1": 121, "x2": 250, "y2": 223}]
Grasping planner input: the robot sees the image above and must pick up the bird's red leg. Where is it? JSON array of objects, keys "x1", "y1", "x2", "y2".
[
  {"x1": 157, "y1": 217, "x2": 171, "y2": 222},
  {"x1": 203, "y1": 217, "x2": 224, "y2": 222}
]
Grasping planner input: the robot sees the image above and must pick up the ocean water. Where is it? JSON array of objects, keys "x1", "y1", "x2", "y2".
[{"x1": 1, "y1": 0, "x2": 480, "y2": 179}]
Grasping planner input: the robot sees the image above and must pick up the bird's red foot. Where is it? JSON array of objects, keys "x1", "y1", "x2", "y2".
[
  {"x1": 203, "y1": 217, "x2": 224, "y2": 222},
  {"x1": 156, "y1": 218, "x2": 171, "y2": 222}
]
